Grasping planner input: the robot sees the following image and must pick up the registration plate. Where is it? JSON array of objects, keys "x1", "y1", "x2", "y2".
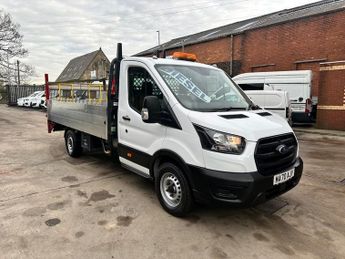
[{"x1": 273, "y1": 168, "x2": 295, "y2": 185}]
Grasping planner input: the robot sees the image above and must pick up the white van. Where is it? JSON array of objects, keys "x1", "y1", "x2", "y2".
[
  {"x1": 233, "y1": 71, "x2": 314, "y2": 123},
  {"x1": 245, "y1": 90, "x2": 291, "y2": 124},
  {"x1": 47, "y1": 45, "x2": 303, "y2": 216}
]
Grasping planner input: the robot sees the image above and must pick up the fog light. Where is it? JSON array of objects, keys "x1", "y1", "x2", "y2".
[{"x1": 214, "y1": 188, "x2": 238, "y2": 200}]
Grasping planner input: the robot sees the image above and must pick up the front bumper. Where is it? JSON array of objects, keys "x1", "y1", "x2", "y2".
[{"x1": 188, "y1": 157, "x2": 303, "y2": 207}]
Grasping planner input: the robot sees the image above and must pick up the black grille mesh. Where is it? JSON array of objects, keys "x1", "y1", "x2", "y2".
[{"x1": 255, "y1": 133, "x2": 297, "y2": 176}]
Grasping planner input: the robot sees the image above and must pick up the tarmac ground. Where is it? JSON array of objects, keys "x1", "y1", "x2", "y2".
[{"x1": 0, "y1": 105, "x2": 344, "y2": 259}]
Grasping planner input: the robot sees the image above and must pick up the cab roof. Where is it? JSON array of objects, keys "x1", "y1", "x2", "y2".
[{"x1": 125, "y1": 56, "x2": 220, "y2": 70}]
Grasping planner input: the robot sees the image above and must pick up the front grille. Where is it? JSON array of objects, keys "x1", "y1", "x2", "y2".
[{"x1": 255, "y1": 133, "x2": 297, "y2": 176}]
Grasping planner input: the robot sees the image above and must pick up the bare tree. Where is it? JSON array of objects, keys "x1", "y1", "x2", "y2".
[{"x1": 0, "y1": 10, "x2": 35, "y2": 85}]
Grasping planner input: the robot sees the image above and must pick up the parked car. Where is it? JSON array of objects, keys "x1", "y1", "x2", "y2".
[
  {"x1": 31, "y1": 91, "x2": 46, "y2": 108},
  {"x1": 244, "y1": 90, "x2": 292, "y2": 125},
  {"x1": 233, "y1": 70, "x2": 314, "y2": 123},
  {"x1": 39, "y1": 92, "x2": 47, "y2": 109},
  {"x1": 23, "y1": 91, "x2": 43, "y2": 107},
  {"x1": 17, "y1": 97, "x2": 25, "y2": 106}
]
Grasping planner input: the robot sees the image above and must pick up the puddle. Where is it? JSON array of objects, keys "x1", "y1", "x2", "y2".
[
  {"x1": 253, "y1": 232, "x2": 270, "y2": 242},
  {"x1": 61, "y1": 176, "x2": 78, "y2": 182},
  {"x1": 88, "y1": 190, "x2": 115, "y2": 203},
  {"x1": 45, "y1": 218, "x2": 61, "y2": 226},
  {"x1": 75, "y1": 231, "x2": 84, "y2": 238},
  {"x1": 47, "y1": 200, "x2": 69, "y2": 210},
  {"x1": 116, "y1": 216, "x2": 133, "y2": 226},
  {"x1": 98, "y1": 220, "x2": 108, "y2": 226}
]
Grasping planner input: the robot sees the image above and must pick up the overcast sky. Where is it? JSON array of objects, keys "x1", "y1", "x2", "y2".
[{"x1": 0, "y1": 0, "x2": 319, "y2": 83}]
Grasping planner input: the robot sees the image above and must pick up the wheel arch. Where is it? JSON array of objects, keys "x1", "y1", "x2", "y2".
[
  {"x1": 150, "y1": 149, "x2": 195, "y2": 188},
  {"x1": 64, "y1": 128, "x2": 80, "y2": 138}
]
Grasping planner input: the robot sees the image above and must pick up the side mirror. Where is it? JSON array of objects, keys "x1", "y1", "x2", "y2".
[{"x1": 141, "y1": 96, "x2": 161, "y2": 123}]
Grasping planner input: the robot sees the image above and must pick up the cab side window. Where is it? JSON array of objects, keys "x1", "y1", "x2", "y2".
[{"x1": 128, "y1": 66, "x2": 162, "y2": 113}]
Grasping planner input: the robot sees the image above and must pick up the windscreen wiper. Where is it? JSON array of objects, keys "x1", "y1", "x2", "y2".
[{"x1": 206, "y1": 107, "x2": 247, "y2": 112}]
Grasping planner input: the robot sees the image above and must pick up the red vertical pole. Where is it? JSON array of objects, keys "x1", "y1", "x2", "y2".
[
  {"x1": 45, "y1": 74, "x2": 53, "y2": 133},
  {"x1": 44, "y1": 73, "x2": 49, "y2": 100}
]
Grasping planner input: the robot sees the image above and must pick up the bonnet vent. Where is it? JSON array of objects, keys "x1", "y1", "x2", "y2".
[
  {"x1": 219, "y1": 114, "x2": 248, "y2": 119},
  {"x1": 257, "y1": 112, "x2": 272, "y2": 117}
]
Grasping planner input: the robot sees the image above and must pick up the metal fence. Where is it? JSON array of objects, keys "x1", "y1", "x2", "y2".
[
  {"x1": 0, "y1": 87, "x2": 7, "y2": 104},
  {"x1": 6, "y1": 85, "x2": 45, "y2": 106}
]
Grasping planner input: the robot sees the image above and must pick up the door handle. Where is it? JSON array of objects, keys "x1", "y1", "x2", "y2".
[{"x1": 122, "y1": 115, "x2": 131, "y2": 121}]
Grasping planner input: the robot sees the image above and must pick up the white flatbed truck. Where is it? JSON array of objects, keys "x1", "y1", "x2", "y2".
[{"x1": 46, "y1": 44, "x2": 303, "y2": 216}]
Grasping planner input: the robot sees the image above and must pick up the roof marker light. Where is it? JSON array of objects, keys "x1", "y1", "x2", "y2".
[{"x1": 172, "y1": 52, "x2": 197, "y2": 62}]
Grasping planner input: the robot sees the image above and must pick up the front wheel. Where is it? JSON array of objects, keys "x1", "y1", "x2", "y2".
[
  {"x1": 64, "y1": 130, "x2": 82, "y2": 157},
  {"x1": 155, "y1": 162, "x2": 193, "y2": 217}
]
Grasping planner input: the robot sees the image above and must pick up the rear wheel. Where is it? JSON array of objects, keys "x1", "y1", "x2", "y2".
[
  {"x1": 64, "y1": 130, "x2": 82, "y2": 157},
  {"x1": 155, "y1": 162, "x2": 193, "y2": 217}
]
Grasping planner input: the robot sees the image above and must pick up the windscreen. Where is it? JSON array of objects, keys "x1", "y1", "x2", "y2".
[{"x1": 156, "y1": 65, "x2": 250, "y2": 112}]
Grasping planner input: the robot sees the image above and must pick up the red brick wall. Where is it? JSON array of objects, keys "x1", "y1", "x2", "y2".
[
  {"x1": 317, "y1": 110, "x2": 345, "y2": 130},
  {"x1": 240, "y1": 11, "x2": 345, "y2": 97},
  {"x1": 166, "y1": 37, "x2": 231, "y2": 64},
  {"x1": 319, "y1": 68, "x2": 345, "y2": 106},
  {"x1": 317, "y1": 62, "x2": 345, "y2": 130},
  {"x1": 162, "y1": 10, "x2": 345, "y2": 130},
  {"x1": 165, "y1": 10, "x2": 345, "y2": 98}
]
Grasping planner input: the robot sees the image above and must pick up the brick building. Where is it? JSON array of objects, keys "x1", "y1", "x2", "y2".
[{"x1": 138, "y1": 0, "x2": 345, "y2": 130}]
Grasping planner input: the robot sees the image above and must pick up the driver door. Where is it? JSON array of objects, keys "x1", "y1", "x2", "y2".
[{"x1": 118, "y1": 61, "x2": 166, "y2": 176}]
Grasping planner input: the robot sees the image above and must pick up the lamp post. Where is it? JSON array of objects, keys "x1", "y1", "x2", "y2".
[{"x1": 17, "y1": 60, "x2": 20, "y2": 87}]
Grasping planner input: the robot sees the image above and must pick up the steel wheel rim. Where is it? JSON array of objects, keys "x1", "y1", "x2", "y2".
[
  {"x1": 67, "y1": 136, "x2": 74, "y2": 154},
  {"x1": 160, "y1": 172, "x2": 182, "y2": 208}
]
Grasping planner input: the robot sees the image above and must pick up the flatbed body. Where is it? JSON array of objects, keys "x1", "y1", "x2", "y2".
[
  {"x1": 48, "y1": 100, "x2": 107, "y2": 139},
  {"x1": 47, "y1": 83, "x2": 108, "y2": 139}
]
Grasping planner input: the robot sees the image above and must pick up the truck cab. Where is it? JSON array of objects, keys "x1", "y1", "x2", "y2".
[{"x1": 47, "y1": 45, "x2": 303, "y2": 216}]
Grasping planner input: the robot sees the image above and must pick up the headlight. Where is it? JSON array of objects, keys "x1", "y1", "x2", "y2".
[{"x1": 194, "y1": 124, "x2": 246, "y2": 154}]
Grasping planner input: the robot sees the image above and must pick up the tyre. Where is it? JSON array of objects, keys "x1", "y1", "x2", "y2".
[
  {"x1": 155, "y1": 162, "x2": 193, "y2": 217},
  {"x1": 64, "y1": 130, "x2": 82, "y2": 157}
]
